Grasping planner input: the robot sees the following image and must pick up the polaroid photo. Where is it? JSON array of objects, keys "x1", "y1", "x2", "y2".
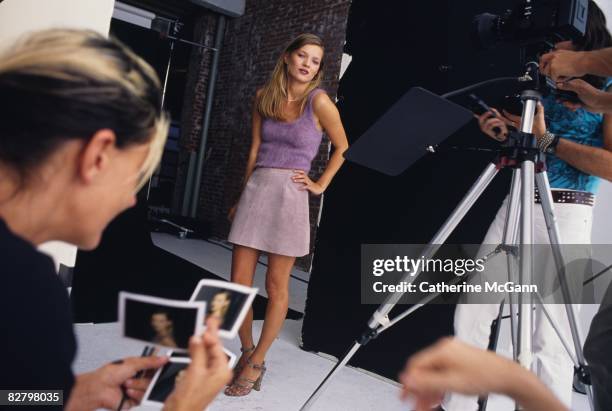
[
  {"x1": 118, "y1": 292, "x2": 206, "y2": 352},
  {"x1": 143, "y1": 348, "x2": 236, "y2": 408},
  {"x1": 190, "y1": 279, "x2": 258, "y2": 339},
  {"x1": 142, "y1": 356, "x2": 190, "y2": 408},
  {"x1": 224, "y1": 347, "x2": 237, "y2": 368},
  {"x1": 169, "y1": 347, "x2": 237, "y2": 369}
]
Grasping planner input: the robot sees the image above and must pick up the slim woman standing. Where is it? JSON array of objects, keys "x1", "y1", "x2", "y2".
[{"x1": 225, "y1": 33, "x2": 349, "y2": 396}]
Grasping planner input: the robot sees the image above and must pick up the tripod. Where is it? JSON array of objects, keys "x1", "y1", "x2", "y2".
[{"x1": 300, "y1": 66, "x2": 594, "y2": 411}]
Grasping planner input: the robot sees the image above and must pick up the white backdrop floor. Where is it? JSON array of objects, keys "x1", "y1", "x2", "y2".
[
  {"x1": 69, "y1": 233, "x2": 591, "y2": 410},
  {"x1": 73, "y1": 320, "x2": 410, "y2": 411}
]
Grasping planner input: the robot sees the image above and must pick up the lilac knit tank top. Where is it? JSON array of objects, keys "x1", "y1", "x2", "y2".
[{"x1": 256, "y1": 88, "x2": 325, "y2": 173}]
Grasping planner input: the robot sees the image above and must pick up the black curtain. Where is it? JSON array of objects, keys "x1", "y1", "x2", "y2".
[
  {"x1": 71, "y1": 200, "x2": 303, "y2": 323},
  {"x1": 301, "y1": 0, "x2": 522, "y2": 380}
]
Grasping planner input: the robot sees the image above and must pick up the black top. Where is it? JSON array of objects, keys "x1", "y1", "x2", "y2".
[{"x1": 0, "y1": 219, "x2": 76, "y2": 407}]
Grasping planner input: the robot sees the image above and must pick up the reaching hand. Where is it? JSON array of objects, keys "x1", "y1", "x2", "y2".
[
  {"x1": 399, "y1": 338, "x2": 515, "y2": 411},
  {"x1": 500, "y1": 103, "x2": 546, "y2": 139},
  {"x1": 399, "y1": 338, "x2": 569, "y2": 411},
  {"x1": 292, "y1": 170, "x2": 324, "y2": 195},
  {"x1": 540, "y1": 49, "x2": 586, "y2": 81},
  {"x1": 476, "y1": 109, "x2": 509, "y2": 141},
  {"x1": 557, "y1": 79, "x2": 612, "y2": 113},
  {"x1": 163, "y1": 318, "x2": 232, "y2": 411}
]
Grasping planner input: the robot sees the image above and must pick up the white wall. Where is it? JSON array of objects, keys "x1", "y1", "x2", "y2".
[
  {"x1": 0, "y1": 0, "x2": 115, "y2": 51},
  {"x1": 0, "y1": 0, "x2": 116, "y2": 270}
]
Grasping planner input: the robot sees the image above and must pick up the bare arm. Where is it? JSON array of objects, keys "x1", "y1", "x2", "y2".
[
  {"x1": 503, "y1": 363, "x2": 569, "y2": 411},
  {"x1": 312, "y1": 92, "x2": 349, "y2": 190},
  {"x1": 292, "y1": 92, "x2": 349, "y2": 194},
  {"x1": 554, "y1": 112, "x2": 612, "y2": 182},
  {"x1": 582, "y1": 48, "x2": 612, "y2": 78},
  {"x1": 556, "y1": 79, "x2": 612, "y2": 113},
  {"x1": 541, "y1": 47, "x2": 612, "y2": 80},
  {"x1": 400, "y1": 338, "x2": 568, "y2": 411},
  {"x1": 502, "y1": 104, "x2": 612, "y2": 181}
]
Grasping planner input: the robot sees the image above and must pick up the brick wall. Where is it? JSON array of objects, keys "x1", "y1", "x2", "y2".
[{"x1": 180, "y1": 0, "x2": 350, "y2": 270}]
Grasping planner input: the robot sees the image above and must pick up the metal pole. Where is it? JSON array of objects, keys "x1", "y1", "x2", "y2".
[
  {"x1": 517, "y1": 95, "x2": 538, "y2": 370},
  {"x1": 300, "y1": 163, "x2": 499, "y2": 410},
  {"x1": 504, "y1": 170, "x2": 522, "y2": 360},
  {"x1": 535, "y1": 172, "x2": 595, "y2": 409},
  {"x1": 189, "y1": 14, "x2": 226, "y2": 217},
  {"x1": 146, "y1": 39, "x2": 175, "y2": 201},
  {"x1": 368, "y1": 163, "x2": 499, "y2": 326}
]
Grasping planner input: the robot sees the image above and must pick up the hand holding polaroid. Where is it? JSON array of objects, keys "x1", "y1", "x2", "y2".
[
  {"x1": 142, "y1": 322, "x2": 234, "y2": 409},
  {"x1": 142, "y1": 356, "x2": 190, "y2": 407},
  {"x1": 190, "y1": 279, "x2": 258, "y2": 339},
  {"x1": 118, "y1": 292, "x2": 206, "y2": 351}
]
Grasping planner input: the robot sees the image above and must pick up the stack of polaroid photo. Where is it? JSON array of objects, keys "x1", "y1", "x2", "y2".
[{"x1": 118, "y1": 279, "x2": 258, "y2": 408}]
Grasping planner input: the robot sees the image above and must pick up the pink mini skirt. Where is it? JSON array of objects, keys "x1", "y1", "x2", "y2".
[{"x1": 228, "y1": 167, "x2": 310, "y2": 257}]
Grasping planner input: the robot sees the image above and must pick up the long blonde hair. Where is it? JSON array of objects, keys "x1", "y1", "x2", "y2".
[
  {"x1": 0, "y1": 29, "x2": 169, "y2": 189},
  {"x1": 257, "y1": 33, "x2": 324, "y2": 120}
]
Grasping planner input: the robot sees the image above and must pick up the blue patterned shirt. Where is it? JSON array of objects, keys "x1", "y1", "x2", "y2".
[{"x1": 542, "y1": 79, "x2": 611, "y2": 194}]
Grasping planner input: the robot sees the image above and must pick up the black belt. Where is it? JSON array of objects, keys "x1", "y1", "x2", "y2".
[{"x1": 534, "y1": 189, "x2": 594, "y2": 206}]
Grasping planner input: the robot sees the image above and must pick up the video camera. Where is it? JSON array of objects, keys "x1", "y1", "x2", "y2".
[
  {"x1": 472, "y1": 0, "x2": 590, "y2": 109},
  {"x1": 472, "y1": 0, "x2": 588, "y2": 50}
]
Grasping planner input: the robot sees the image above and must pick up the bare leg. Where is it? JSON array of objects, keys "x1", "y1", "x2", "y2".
[
  {"x1": 238, "y1": 253, "x2": 295, "y2": 380},
  {"x1": 231, "y1": 245, "x2": 260, "y2": 354}
]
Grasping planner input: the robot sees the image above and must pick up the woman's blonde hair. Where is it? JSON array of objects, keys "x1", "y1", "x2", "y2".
[
  {"x1": 257, "y1": 33, "x2": 324, "y2": 120},
  {"x1": 0, "y1": 29, "x2": 169, "y2": 189}
]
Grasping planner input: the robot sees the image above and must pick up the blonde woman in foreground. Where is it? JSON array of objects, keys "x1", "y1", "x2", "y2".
[{"x1": 0, "y1": 29, "x2": 230, "y2": 411}]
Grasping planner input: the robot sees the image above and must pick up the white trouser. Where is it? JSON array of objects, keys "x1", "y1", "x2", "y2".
[{"x1": 443, "y1": 194, "x2": 593, "y2": 411}]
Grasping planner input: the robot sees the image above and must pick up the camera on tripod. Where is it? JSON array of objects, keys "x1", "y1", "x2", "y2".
[
  {"x1": 472, "y1": 0, "x2": 588, "y2": 50},
  {"x1": 473, "y1": 0, "x2": 590, "y2": 108}
]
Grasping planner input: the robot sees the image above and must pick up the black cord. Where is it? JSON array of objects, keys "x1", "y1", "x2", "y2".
[
  {"x1": 441, "y1": 77, "x2": 519, "y2": 99},
  {"x1": 427, "y1": 145, "x2": 499, "y2": 154},
  {"x1": 583, "y1": 263, "x2": 612, "y2": 286}
]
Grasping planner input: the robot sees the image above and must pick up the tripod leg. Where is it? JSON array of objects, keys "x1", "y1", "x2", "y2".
[
  {"x1": 478, "y1": 300, "x2": 507, "y2": 411},
  {"x1": 503, "y1": 169, "x2": 522, "y2": 361},
  {"x1": 300, "y1": 342, "x2": 362, "y2": 410},
  {"x1": 535, "y1": 172, "x2": 595, "y2": 410},
  {"x1": 534, "y1": 292, "x2": 579, "y2": 365},
  {"x1": 477, "y1": 170, "x2": 522, "y2": 411},
  {"x1": 368, "y1": 162, "x2": 499, "y2": 327},
  {"x1": 300, "y1": 163, "x2": 500, "y2": 411},
  {"x1": 518, "y1": 160, "x2": 535, "y2": 370}
]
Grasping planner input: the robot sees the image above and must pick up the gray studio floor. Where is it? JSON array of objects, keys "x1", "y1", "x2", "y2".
[{"x1": 71, "y1": 233, "x2": 590, "y2": 410}]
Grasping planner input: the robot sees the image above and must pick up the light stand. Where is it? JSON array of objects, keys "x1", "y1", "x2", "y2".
[{"x1": 300, "y1": 63, "x2": 594, "y2": 411}]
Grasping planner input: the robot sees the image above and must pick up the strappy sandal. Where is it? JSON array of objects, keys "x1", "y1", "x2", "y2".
[
  {"x1": 228, "y1": 346, "x2": 255, "y2": 385},
  {"x1": 224, "y1": 358, "x2": 267, "y2": 396}
]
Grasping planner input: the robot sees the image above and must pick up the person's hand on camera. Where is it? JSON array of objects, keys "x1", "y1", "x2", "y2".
[
  {"x1": 557, "y1": 78, "x2": 612, "y2": 113},
  {"x1": 163, "y1": 318, "x2": 232, "y2": 411},
  {"x1": 540, "y1": 49, "x2": 587, "y2": 81},
  {"x1": 66, "y1": 355, "x2": 168, "y2": 411},
  {"x1": 500, "y1": 103, "x2": 546, "y2": 139},
  {"x1": 476, "y1": 109, "x2": 509, "y2": 141}
]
